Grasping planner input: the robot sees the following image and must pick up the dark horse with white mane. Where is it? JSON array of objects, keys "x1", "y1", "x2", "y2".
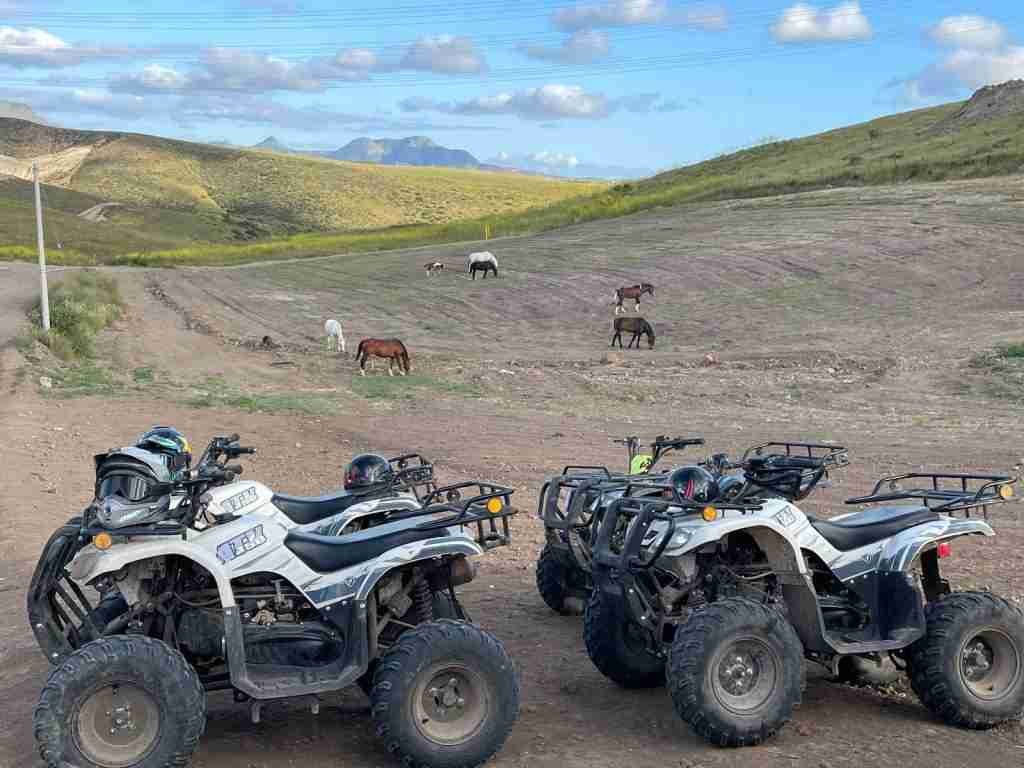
[
  {"x1": 611, "y1": 317, "x2": 655, "y2": 349},
  {"x1": 356, "y1": 338, "x2": 411, "y2": 376},
  {"x1": 613, "y1": 283, "x2": 654, "y2": 314}
]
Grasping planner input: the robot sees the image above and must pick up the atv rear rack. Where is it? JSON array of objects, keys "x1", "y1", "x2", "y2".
[
  {"x1": 742, "y1": 441, "x2": 849, "y2": 466},
  {"x1": 738, "y1": 442, "x2": 848, "y2": 501},
  {"x1": 417, "y1": 481, "x2": 517, "y2": 549},
  {"x1": 846, "y1": 472, "x2": 1020, "y2": 517},
  {"x1": 592, "y1": 481, "x2": 763, "y2": 573},
  {"x1": 386, "y1": 454, "x2": 437, "y2": 497}
]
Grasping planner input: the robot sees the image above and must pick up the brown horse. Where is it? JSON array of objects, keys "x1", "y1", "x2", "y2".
[
  {"x1": 611, "y1": 317, "x2": 655, "y2": 349},
  {"x1": 613, "y1": 283, "x2": 654, "y2": 314},
  {"x1": 356, "y1": 338, "x2": 411, "y2": 376}
]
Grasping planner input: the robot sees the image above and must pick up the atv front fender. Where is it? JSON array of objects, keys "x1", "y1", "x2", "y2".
[
  {"x1": 877, "y1": 518, "x2": 994, "y2": 573},
  {"x1": 70, "y1": 538, "x2": 235, "y2": 607}
]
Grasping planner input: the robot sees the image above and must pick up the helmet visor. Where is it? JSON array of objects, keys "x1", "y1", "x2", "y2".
[{"x1": 98, "y1": 473, "x2": 161, "y2": 502}]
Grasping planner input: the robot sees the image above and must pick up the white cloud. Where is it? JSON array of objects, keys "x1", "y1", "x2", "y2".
[
  {"x1": 679, "y1": 3, "x2": 729, "y2": 31},
  {"x1": 199, "y1": 48, "x2": 322, "y2": 91},
  {"x1": 402, "y1": 84, "x2": 610, "y2": 119},
  {"x1": 554, "y1": 0, "x2": 667, "y2": 31},
  {"x1": 886, "y1": 16, "x2": 1024, "y2": 105},
  {"x1": 929, "y1": 15, "x2": 1008, "y2": 51},
  {"x1": 0, "y1": 25, "x2": 123, "y2": 68},
  {"x1": 111, "y1": 63, "x2": 188, "y2": 94},
  {"x1": 939, "y1": 46, "x2": 1024, "y2": 91},
  {"x1": 771, "y1": 1, "x2": 871, "y2": 43},
  {"x1": 400, "y1": 35, "x2": 486, "y2": 74},
  {"x1": 307, "y1": 49, "x2": 388, "y2": 81},
  {"x1": 401, "y1": 86, "x2": 693, "y2": 120},
  {"x1": 68, "y1": 89, "x2": 148, "y2": 119},
  {"x1": 528, "y1": 150, "x2": 580, "y2": 168},
  {"x1": 518, "y1": 29, "x2": 610, "y2": 64},
  {"x1": 488, "y1": 150, "x2": 652, "y2": 179}
]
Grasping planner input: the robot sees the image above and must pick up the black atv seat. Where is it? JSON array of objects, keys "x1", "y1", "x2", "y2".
[
  {"x1": 284, "y1": 523, "x2": 446, "y2": 573},
  {"x1": 272, "y1": 489, "x2": 373, "y2": 525},
  {"x1": 809, "y1": 505, "x2": 939, "y2": 552}
]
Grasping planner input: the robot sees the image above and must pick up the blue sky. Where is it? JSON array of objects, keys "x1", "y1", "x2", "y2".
[{"x1": 1, "y1": 1, "x2": 1023, "y2": 177}]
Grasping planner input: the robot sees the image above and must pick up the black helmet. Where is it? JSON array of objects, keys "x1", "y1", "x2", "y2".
[
  {"x1": 669, "y1": 465, "x2": 719, "y2": 504},
  {"x1": 136, "y1": 426, "x2": 191, "y2": 475},
  {"x1": 344, "y1": 453, "x2": 392, "y2": 490},
  {"x1": 93, "y1": 447, "x2": 173, "y2": 528}
]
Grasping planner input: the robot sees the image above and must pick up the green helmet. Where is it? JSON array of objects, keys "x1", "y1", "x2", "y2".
[{"x1": 135, "y1": 426, "x2": 191, "y2": 475}]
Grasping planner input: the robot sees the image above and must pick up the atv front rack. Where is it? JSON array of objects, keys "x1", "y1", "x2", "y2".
[
  {"x1": 418, "y1": 481, "x2": 517, "y2": 549},
  {"x1": 846, "y1": 472, "x2": 1020, "y2": 517},
  {"x1": 592, "y1": 481, "x2": 762, "y2": 573},
  {"x1": 539, "y1": 473, "x2": 633, "y2": 531}
]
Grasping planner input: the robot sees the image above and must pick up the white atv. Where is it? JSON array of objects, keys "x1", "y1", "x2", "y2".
[
  {"x1": 28, "y1": 434, "x2": 519, "y2": 768},
  {"x1": 585, "y1": 446, "x2": 1023, "y2": 746}
]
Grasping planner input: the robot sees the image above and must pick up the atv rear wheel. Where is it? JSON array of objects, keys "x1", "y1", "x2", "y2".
[
  {"x1": 370, "y1": 619, "x2": 518, "y2": 768},
  {"x1": 536, "y1": 544, "x2": 588, "y2": 615},
  {"x1": 34, "y1": 635, "x2": 205, "y2": 768},
  {"x1": 583, "y1": 588, "x2": 664, "y2": 688},
  {"x1": 668, "y1": 597, "x2": 804, "y2": 747},
  {"x1": 359, "y1": 591, "x2": 470, "y2": 697},
  {"x1": 909, "y1": 591, "x2": 1024, "y2": 728}
]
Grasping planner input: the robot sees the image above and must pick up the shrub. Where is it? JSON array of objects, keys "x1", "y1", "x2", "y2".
[{"x1": 27, "y1": 271, "x2": 123, "y2": 360}]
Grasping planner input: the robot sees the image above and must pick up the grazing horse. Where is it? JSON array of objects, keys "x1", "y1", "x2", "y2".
[
  {"x1": 324, "y1": 318, "x2": 346, "y2": 355},
  {"x1": 613, "y1": 283, "x2": 654, "y2": 314},
  {"x1": 467, "y1": 251, "x2": 498, "y2": 280},
  {"x1": 611, "y1": 317, "x2": 655, "y2": 349},
  {"x1": 424, "y1": 261, "x2": 445, "y2": 276},
  {"x1": 356, "y1": 338, "x2": 411, "y2": 376}
]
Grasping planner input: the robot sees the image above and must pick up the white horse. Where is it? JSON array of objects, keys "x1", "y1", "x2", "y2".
[
  {"x1": 324, "y1": 318, "x2": 346, "y2": 355},
  {"x1": 466, "y1": 251, "x2": 498, "y2": 280}
]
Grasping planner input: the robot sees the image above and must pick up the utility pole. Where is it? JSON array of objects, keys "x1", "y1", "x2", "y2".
[{"x1": 33, "y1": 161, "x2": 50, "y2": 331}]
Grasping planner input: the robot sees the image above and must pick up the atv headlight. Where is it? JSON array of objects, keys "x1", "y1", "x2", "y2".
[{"x1": 669, "y1": 529, "x2": 692, "y2": 549}]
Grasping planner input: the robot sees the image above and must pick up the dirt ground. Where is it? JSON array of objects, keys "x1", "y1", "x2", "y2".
[{"x1": 1, "y1": 178, "x2": 1023, "y2": 768}]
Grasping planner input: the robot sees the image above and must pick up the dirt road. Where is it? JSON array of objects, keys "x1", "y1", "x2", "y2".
[{"x1": 1, "y1": 179, "x2": 1023, "y2": 768}]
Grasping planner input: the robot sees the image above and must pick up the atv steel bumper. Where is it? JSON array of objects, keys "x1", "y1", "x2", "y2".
[{"x1": 27, "y1": 519, "x2": 96, "y2": 663}]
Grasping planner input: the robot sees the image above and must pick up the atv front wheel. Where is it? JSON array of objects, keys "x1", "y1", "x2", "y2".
[
  {"x1": 583, "y1": 588, "x2": 664, "y2": 688},
  {"x1": 370, "y1": 619, "x2": 518, "y2": 768},
  {"x1": 536, "y1": 544, "x2": 588, "y2": 615},
  {"x1": 667, "y1": 597, "x2": 804, "y2": 747},
  {"x1": 34, "y1": 635, "x2": 205, "y2": 768},
  {"x1": 909, "y1": 591, "x2": 1024, "y2": 728}
]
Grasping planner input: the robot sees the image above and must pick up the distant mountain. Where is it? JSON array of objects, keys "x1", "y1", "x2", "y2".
[
  {"x1": 0, "y1": 101, "x2": 47, "y2": 125},
  {"x1": 251, "y1": 136, "x2": 293, "y2": 153},
  {"x1": 324, "y1": 136, "x2": 481, "y2": 168}
]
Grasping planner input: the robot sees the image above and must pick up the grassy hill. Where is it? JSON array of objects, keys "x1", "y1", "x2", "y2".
[
  {"x1": 3, "y1": 83, "x2": 1024, "y2": 266},
  {"x1": 0, "y1": 118, "x2": 604, "y2": 260}
]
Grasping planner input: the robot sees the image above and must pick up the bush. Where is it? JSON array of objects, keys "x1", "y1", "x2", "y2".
[{"x1": 27, "y1": 271, "x2": 123, "y2": 360}]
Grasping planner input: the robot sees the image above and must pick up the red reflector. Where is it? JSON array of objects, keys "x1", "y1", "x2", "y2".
[{"x1": 937, "y1": 542, "x2": 952, "y2": 559}]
